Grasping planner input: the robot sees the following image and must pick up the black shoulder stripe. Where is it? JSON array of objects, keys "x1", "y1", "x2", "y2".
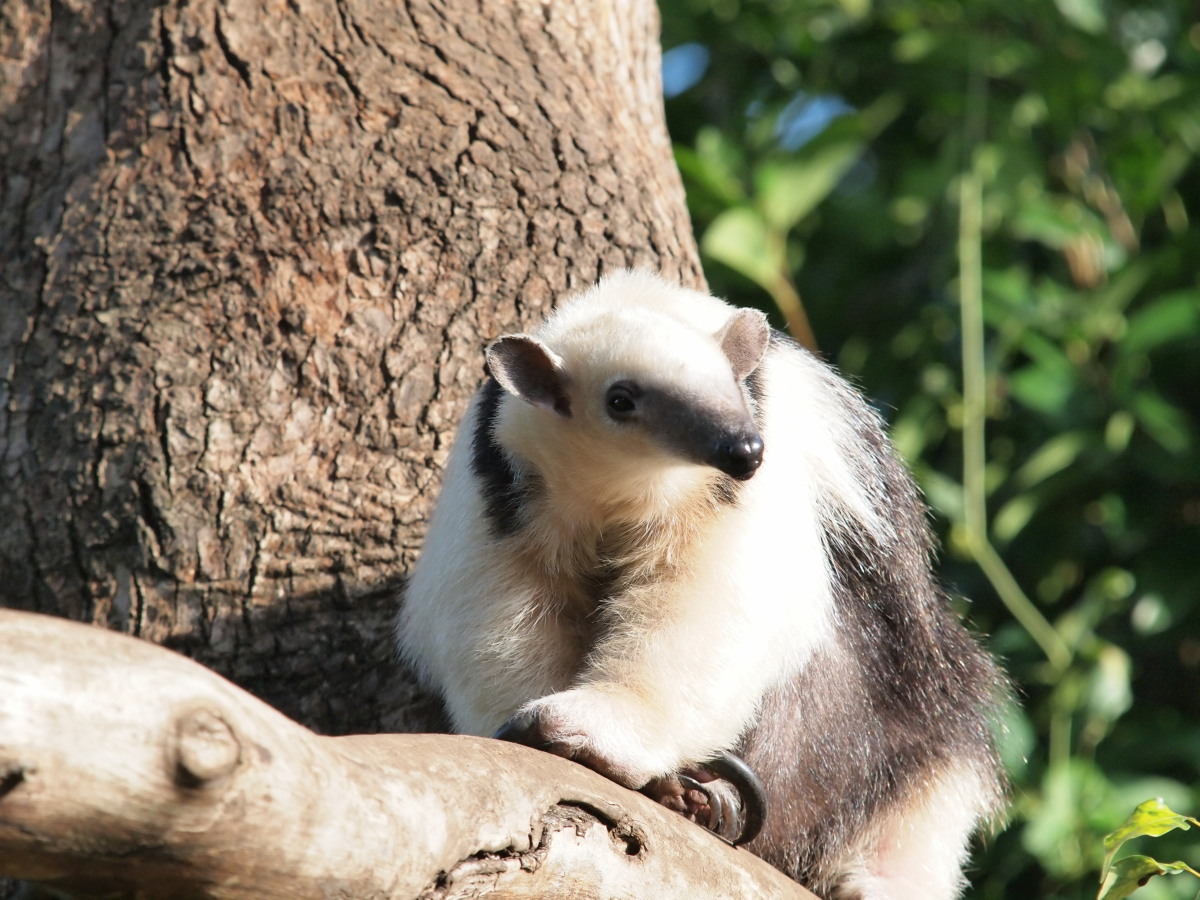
[{"x1": 470, "y1": 377, "x2": 531, "y2": 537}]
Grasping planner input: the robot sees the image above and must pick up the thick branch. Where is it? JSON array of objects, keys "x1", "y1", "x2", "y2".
[{"x1": 0, "y1": 611, "x2": 813, "y2": 899}]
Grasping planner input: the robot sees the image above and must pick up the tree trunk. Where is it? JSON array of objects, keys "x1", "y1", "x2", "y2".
[{"x1": 0, "y1": 0, "x2": 701, "y2": 737}]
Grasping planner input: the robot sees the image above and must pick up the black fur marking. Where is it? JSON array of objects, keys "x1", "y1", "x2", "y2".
[
  {"x1": 471, "y1": 377, "x2": 535, "y2": 537},
  {"x1": 710, "y1": 475, "x2": 741, "y2": 506},
  {"x1": 581, "y1": 552, "x2": 624, "y2": 610}
]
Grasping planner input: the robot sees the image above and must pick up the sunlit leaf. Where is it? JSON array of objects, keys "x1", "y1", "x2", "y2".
[
  {"x1": 1009, "y1": 365, "x2": 1074, "y2": 417},
  {"x1": 1085, "y1": 642, "x2": 1132, "y2": 724},
  {"x1": 1097, "y1": 855, "x2": 1200, "y2": 900},
  {"x1": 695, "y1": 125, "x2": 745, "y2": 182},
  {"x1": 1129, "y1": 594, "x2": 1172, "y2": 636},
  {"x1": 993, "y1": 493, "x2": 1038, "y2": 543},
  {"x1": 674, "y1": 126, "x2": 747, "y2": 209},
  {"x1": 1009, "y1": 193, "x2": 1109, "y2": 252},
  {"x1": 1104, "y1": 411, "x2": 1135, "y2": 453},
  {"x1": 838, "y1": 0, "x2": 870, "y2": 20},
  {"x1": 1086, "y1": 264, "x2": 1152, "y2": 339},
  {"x1": 1103, "y1": 799, "x2": 1199, "y2": 851},
  {"x1": 1123, "y1": 291, "x2": 1200, "y2": 355},
  {"x1": 1131, "y1": 391, "x2": 1192, "y2": 455},
  {"x1": 1105, "y1": 72, "x2": 1186, "y2": 112},
  {"x1": 756, "y1": 141, "x2": 862, "y2": 231},
  {"x1": 893, "y1": 28, "x2": 938, "y2": 63},
  {"x1": 917, "y1": 469, "x2": 964, "y2": 523},
  {"x1": 1023, "y1": 759, "x2": 1113, "y2": 877},
  {"x1": 1055, "y1": 0, "x2": 1105, "y2": 34},
  {"x1": 1099, "y1": 799, "x2": 1200, "y2": 882},
  {"x1": 701, "y1": 207, "x2": 783, "y2": 294},
  {"x1": 1012, "y1": 431, "x2": 1088, "y2": 490}
]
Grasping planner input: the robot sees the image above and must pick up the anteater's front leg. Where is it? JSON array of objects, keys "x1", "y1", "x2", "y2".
[{"x1": 492, "y1": 582, "x2": 775, "y2": 845}]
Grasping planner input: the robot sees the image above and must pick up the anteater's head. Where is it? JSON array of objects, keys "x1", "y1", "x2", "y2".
[{"x1": 486, "y1": 271, "x2": 770, "y2": 517}]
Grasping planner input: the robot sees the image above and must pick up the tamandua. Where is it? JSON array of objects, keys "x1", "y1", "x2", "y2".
[{"x1": 396, "y1": 269, "x2": 1005, "y2": 899}]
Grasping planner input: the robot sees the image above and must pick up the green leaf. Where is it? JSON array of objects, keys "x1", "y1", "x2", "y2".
[
  {"x1": 674, "y1": 126, "x2": 747, "y2": 210},
  {"x1": 1009, "y1": 193, "x2": 1108, "y2": 252},
  {"x1": 1131, "y1": 390, "x2": 1192, "y2": 455},
  {"x1": 1055, "y1": 0, "x2": 1105, "y2": 34},
  {"x1": 701, "y1": 206, "x2": 784, "y2": 294},
  {"x1": 1123, "y1": 291, "x2": 1200, "y2": 356},
  {"x1": 893, "y1": 28, "x2": 938, "y2": 63},
  {"x1": 1105, "y1": 411, "x2": 1135, "y2": 452},
  {"x1": 750, "y1": 92, "x2": 901, "y2": 233},
  {"x1": 838, "y1": 0, "x2": 870, "y2": 21},
  {"x1": 1009, "y1": 364, "x2": 1074, "y2": 417},
  {"x1": 1106, "y1": 72, "x2": 1186, "y2": 113},
  {"x1": 918, "y1": 469, "x2": 964, "y2": 524},
  {"x1": 674, "y1": 147, "x2": 742, "y2": 210},
  {"x1": 755, "y1": 140, "x2": 863, "y2": 231},
  {"x1": 674, "y1": 130, "x2": 748, "y2": 210},
  {"x1": 994, "y1": 700, "x2": 1036, "y2": 776},
  {"x1": 1097, "y1": 855, "x2": 1200, "y2": 900},
  {"x1": 1023, "y1": 759, "x2": 1113, "y2": 877},
  {"x1": 1012, "y1": 430, "x2": 1088, "y2": 491},
  {"x1": 1100, "y1": 799, "x2": 1200, "y2": 882},
  {"x1": 993, "y1": 493, "x2": 1038, "y2": 543},
  {"x1": 1085, "y1": 642, "x2": 1132, "y2": 724}
]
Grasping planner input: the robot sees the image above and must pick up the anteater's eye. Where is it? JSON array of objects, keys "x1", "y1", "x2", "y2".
[{"x1": 605, "y1": 382, "x2": 639, "y2": 419}]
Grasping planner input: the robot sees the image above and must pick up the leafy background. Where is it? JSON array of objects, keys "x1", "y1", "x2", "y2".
[{"x1": 658, "y1": 0, "x2": 1200, "y2": 897}]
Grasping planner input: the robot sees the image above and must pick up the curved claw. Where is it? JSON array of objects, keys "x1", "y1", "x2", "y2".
[
  {"x1": 492, "y1": 709, "x2": 544, "y2": 747},
  {"x1": 677, "y1": 774, "x2": 728, "y2": 841},
  {"x1": 700, "y1": 750, "x2": 767, "y2": 847}
]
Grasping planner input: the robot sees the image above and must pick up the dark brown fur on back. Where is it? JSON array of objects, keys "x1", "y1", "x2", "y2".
[{"x1": 737, "y1": 358, "x2": 1004, "y2": 888}]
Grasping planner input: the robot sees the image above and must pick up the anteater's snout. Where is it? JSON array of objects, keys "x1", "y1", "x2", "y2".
[{"x1": 712, "y1": 433, "x2": 764, "y2": 480}]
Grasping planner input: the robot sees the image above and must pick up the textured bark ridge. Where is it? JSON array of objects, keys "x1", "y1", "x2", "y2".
[
  {"x1": 0, "y1": 610, "x2": 816, "y2": 900},
  {"x1": 0, "y1": 0, "x2": 701, "y2": 735}
]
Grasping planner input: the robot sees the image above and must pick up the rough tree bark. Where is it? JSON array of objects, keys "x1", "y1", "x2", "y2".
[{"x1": 0, "y1": 0, "x2": 701, "y2": 737}]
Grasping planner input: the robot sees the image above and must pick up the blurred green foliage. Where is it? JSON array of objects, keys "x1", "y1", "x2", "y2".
[{"x1": 659, "y1": 1, "x2": 1200, "y2": 897}]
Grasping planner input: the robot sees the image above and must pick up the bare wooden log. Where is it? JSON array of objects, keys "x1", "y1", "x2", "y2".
[{"x1": 0, "y1": 610, "x2": 814, "y2": 899}]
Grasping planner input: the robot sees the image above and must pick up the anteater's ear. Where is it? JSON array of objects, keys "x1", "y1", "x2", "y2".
[
  {"x1": 716, "y1": 308, "x2": 770, "y2": 381},
  {"x1": 486, "y1": 335, "x2": 572, "y2": 418}
]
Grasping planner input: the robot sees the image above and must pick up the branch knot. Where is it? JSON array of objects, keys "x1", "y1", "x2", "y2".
[{"x1": 173, "y1": 707, "x2": 241, "y2": 787}]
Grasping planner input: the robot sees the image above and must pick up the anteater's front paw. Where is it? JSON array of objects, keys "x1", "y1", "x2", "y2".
[
  {"x1": 492, "y1": 693, "x2": 766, "y2": 846},
  {"x1": 491, "y1": 689, "x2": 671, "y2": 789}
]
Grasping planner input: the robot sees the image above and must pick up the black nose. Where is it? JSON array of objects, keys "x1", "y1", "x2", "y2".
[{"x1": 712, "y1": 433, "x2": 764, "y2": 480}]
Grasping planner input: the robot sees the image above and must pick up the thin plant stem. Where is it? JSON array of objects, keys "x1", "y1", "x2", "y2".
[{"x1": 957, "y1": 46, "x2": 1071, "y2": 675}]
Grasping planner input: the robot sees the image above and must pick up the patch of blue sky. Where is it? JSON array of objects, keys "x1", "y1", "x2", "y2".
[
  {"x1": 776, "y1": 93, "x2": 854, "y2": 150},
  {"x1": 662, "y1": 43, "x2": 711, "y2": 98}
]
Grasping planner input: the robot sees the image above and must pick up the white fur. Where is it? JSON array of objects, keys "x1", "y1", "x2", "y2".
[
  {"x1": 398, "y1": 270, "x2": 892, "y2": 786},
  {"x1": 396, "y1": 271, "x2": 1002, "y2": 899}
]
